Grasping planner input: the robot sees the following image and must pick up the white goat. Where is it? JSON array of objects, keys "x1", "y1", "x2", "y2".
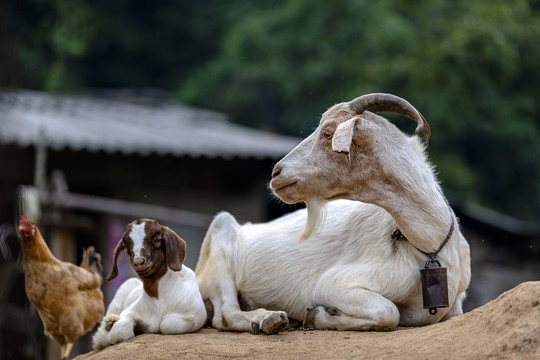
[
  {"x1": 93, "y1": 219, "x2": 206, "y2": 349},
  {"x1": 195, "y1": 93, "x2": 471, "y2": 334}
]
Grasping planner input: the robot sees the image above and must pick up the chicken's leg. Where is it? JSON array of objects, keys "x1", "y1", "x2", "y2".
[{"x1": 61, "y1": 342, "x2": 74, "y2": 360}]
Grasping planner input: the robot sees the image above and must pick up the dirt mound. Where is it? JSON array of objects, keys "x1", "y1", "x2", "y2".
[{"x1": 75, "y1": 281, "x2": 540, "y2": 360}]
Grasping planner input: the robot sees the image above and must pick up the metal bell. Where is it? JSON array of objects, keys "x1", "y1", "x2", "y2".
[{"x1": 420, "y1": 258, "x2": 449, "y2": 315}]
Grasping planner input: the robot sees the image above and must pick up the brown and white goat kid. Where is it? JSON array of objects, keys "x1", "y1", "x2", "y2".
[
  {"x1": 93, "y1": 219, "x2": 206, "y2": 349},
  {"x1": 195, "y1": 93, "x2": 471, "y2": 334}
]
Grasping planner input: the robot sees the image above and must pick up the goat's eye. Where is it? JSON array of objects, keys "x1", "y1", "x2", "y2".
[
  {"x1": 153, "y1": 239, "x2": 162, "y2": 248},
  {"x1": 323, "y1": 131, "x2": 333, "y2": 140}
]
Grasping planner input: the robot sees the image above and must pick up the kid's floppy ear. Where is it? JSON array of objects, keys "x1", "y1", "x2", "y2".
[
  {"x1": 107, "y1": 240, "x2": 125, "y2": 281},
  {"x1": 163, "y1": 227, "x2": 186, "y2": 272}
]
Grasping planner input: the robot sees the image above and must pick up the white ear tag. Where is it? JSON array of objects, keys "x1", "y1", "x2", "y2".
[{"x1": 332, "y1": 117, "x2": 359, "y2": 160}]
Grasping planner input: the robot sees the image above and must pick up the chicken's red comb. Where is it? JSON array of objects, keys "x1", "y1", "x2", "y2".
[{"x1": 20, "y1": 214, "x2": 27, "y2": 225}]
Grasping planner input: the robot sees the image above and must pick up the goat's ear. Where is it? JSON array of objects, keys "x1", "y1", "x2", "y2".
[
  {"x1": 332, "y1": 116, "x2": 361, "y2": 156},
  {"x1": 332, "y1": 116, "x2": 372, "y2": 159},
  {"x1": 106, "y1": 240, "x2": 125, "y2": 281},
  {"x1": 163, "y1": 227, "x2": 186, "y2": 272}
]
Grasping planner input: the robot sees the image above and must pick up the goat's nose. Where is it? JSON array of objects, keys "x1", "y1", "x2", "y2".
[
  {"x1": 272, "y1": 165, "x2": 282, "y2": 179},
  {"x1": 133, "y1": 256, "x2": 146, "y2": 267}
]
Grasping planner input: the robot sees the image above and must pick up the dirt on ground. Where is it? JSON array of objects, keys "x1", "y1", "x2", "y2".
[{"x1": 75, "y1": 281, "x2": 540, "y2": 360}]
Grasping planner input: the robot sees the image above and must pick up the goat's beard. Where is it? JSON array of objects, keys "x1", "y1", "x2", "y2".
[{"x1": 300, "y1": 198, "x2": 326, "y2": 241}]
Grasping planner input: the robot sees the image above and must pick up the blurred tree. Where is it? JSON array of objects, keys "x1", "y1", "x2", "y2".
[
  {"x1": 3, "y1": 0, "x2": 540, "y2": 221},
  {"x1": 77, "y1": 0, "x2": 228, "y2": 89},
  {"x1": 5, "y1": 0, "x2": 96, "y2": 91},
  {"x1": 177, "y1": 0, "x2": 540, "y2": 221}
]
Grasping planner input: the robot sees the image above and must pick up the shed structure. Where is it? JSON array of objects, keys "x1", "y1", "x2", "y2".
[{"x1": 0, "y1": 89, "x2": 301, "y2": 360}]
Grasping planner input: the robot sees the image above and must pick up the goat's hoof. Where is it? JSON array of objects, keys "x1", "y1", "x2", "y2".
[
  {"x1": 103, "y1": 315, "x2": 121, "y2": 332},
  {"x1": 250, "y1": 321, "x2": 260, "y2": 334},
  {"x1": 259, "y1": 312, "x2": 289, "y2": 335},
  {"x1": 303, "y1": 307, "x2": 318, "y2": 329},
  {"x1": 285, "y1": 318, "x2": 302, "y2": 331},
  {"x1": 325, "y1": 306, "x2": 342, "y2": 316}
]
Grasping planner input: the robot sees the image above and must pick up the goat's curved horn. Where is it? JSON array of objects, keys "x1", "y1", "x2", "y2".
[{"x1": 348, "y1": 93, "x2": 431, "y2": 144}]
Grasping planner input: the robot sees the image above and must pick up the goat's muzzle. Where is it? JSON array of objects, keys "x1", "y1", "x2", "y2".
[
  {"x1": 133, "y1": 256, "x2": 151, "y2": 273},
  {"x1": 271, "y1": 165, "x2": 282, "y2": 179}
]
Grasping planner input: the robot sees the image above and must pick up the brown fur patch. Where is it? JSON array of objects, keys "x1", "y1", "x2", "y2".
[
  {"x1": 133, "y1": 319, "x2": 148, "y2": 336},
  {"x1": 221, "y1": 314, "x2": 228, "y2": 329},
  {"x1": 204, "y1": 299, "x2": 214, "y2": 327},
  {"x1": 140, "y1": 265, "x2": 167, "y2": 299}
]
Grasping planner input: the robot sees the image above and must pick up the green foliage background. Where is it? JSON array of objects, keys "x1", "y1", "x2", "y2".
[{"x1": 3, "y1": 0, "x2": 540, "y2": 221}]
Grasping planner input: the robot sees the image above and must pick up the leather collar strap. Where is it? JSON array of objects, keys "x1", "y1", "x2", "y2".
[
  {"x1": 424, "y1": 215, "x2": 454, "y2": 260},
  {"x1": 391, "y1": 207, "x2": 455, "y2": 260}
]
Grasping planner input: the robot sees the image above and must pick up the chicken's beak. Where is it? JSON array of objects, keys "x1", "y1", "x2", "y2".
[
  {"x1": 19, "y1": 226, "x2": 28, "y2": 238},
  {"x1": 18, "y1": 223, "x2": 33, "y2": 238}
]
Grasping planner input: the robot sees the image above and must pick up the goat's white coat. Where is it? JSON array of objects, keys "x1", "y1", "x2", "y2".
[
  {"x1": 93, "y1": 265, "x2": 206, "y2": 349},
  {"x1": 196, "y1": 105, "x2": 471, "y2": 332},
  {"x1": 93, "y1": 221, "x2": 206, "y2": 349}
]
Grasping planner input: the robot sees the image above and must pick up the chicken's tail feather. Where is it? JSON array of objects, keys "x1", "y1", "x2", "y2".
[{"x1": 81, "y1": 246, "x2": 103, "y2": 276}]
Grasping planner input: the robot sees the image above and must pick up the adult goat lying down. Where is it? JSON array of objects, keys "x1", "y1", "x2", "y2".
[{"x1": 195, "y1": 93, "x2": 471, "y2": 334}]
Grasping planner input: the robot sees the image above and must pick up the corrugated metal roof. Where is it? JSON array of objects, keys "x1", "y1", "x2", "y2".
[{"x1": 0, "y1": 90, "x2": 301, "y2": 159}]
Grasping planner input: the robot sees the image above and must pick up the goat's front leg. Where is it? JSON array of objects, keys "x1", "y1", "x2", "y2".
[
  {"x1": 95, "y1": 315, "x2": 150, "y2": 349},
  {"x1": 160, "y1": 313, "x2": 203, "y2": 334},
  {"x1": 92, "y1": 315, "x2": 121, "y2": 350},
  {"x1": 305, "y1": 272, "x2": 400, "y2": 331},
  {"x1": 196, "y1": 212, "x2": 289, "y2": 334},
  {"x1": 303, "y1": 291, "x2": 399, "y2": 331},
  {"x1": 105, "y1": 278, "x2": 141, "y2": 317}
]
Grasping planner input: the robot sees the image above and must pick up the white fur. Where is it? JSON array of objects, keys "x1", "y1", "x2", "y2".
[
  {"x1": 93, "y1": 220, "x2": 207, "y2": 350},
  {"x1": 195, "y1": 103, "x2": 471, "y2": 333},
  {"x1": 299, "y1": 198, "x2": 326, "y2": 240},
  {"x1": 93, "y1": 266, "x2": 206, "y2": 349},
  {"x1": 130, "y1": 222, "x2": 146, "y2": 257}
]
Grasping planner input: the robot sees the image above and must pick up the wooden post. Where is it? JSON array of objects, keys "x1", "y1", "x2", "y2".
[
  {"x1": 50, "y1": 227, "x2": 76, "y2": 264},
  {"x1": 34, "y1": 130, "x2": 47, "y2": 193}
]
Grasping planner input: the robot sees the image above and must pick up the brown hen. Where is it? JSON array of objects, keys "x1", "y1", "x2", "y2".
[{"x1": 18, "y1": 215, "x2": 104, "y2": 359}]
